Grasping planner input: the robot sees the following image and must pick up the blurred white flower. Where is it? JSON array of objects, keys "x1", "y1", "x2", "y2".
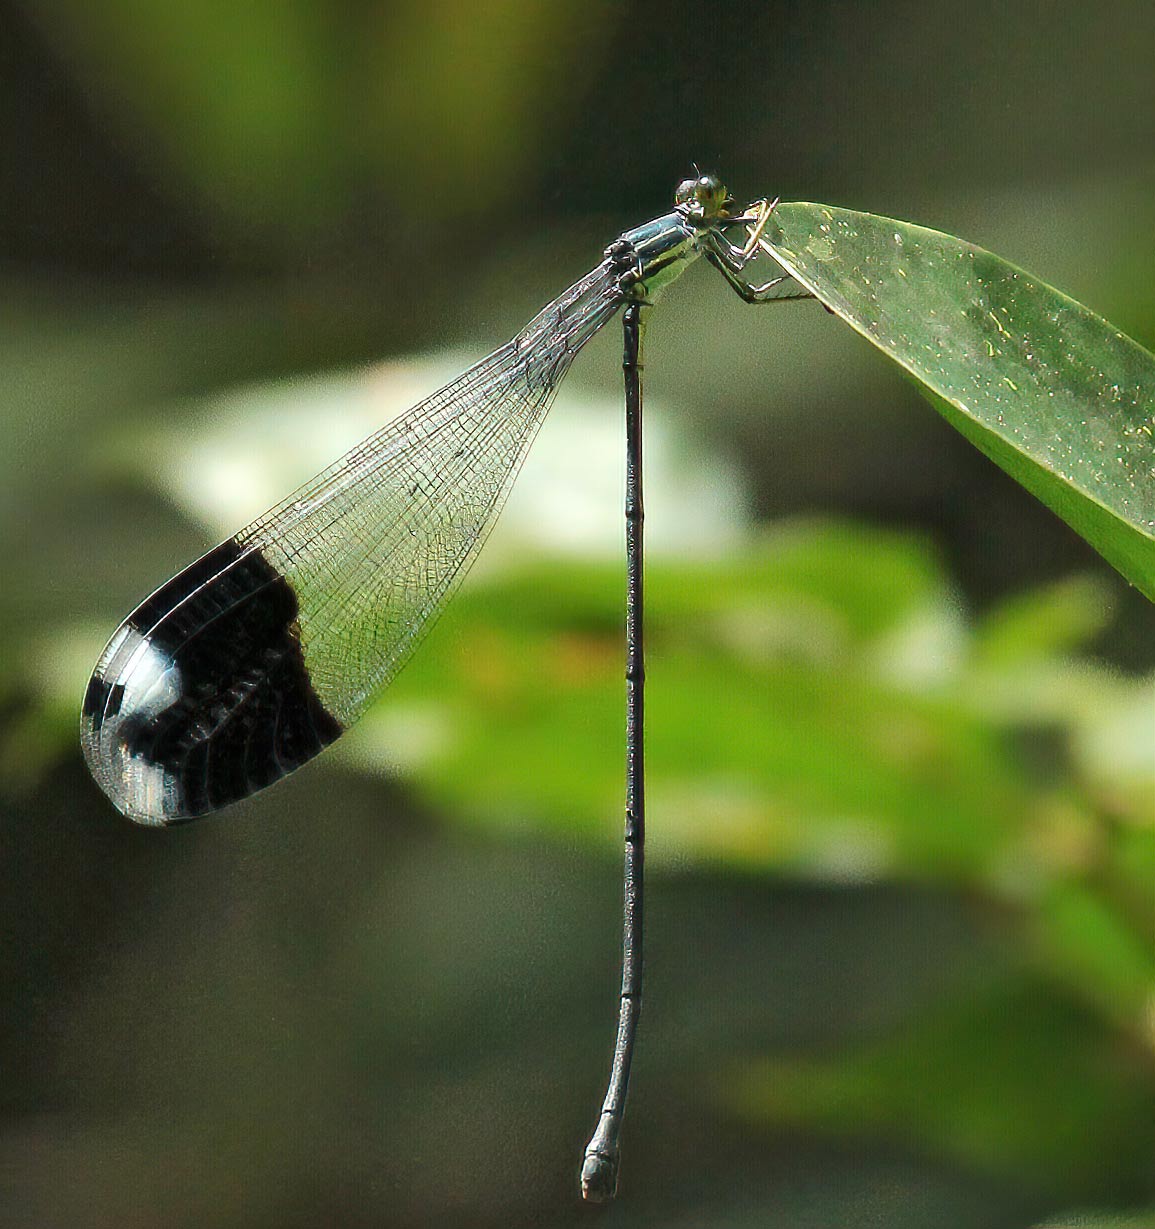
[{"x1": 135, "y1": 352, "x2": 750, "y2": 571}]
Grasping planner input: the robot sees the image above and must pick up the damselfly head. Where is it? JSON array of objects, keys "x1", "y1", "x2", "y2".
[{"x1": 674, "y1": 173, "x2": 732, "y2": 224}]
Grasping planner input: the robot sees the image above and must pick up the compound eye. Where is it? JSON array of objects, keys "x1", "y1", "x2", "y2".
[
  {"x1": 674, "y1": 178, "x2": 698, "y2": 206},
  {"x1": 695, "y1": 174, "x2": 727, "y2": 213}
]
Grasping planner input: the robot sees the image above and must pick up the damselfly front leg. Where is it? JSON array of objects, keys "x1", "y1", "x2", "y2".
[
  {"x1": 739, "y1": 196, "x2": 778, "y2": 257},
  {"x1": 707, "y1": 197, "x2": 814, "y2": 303}
]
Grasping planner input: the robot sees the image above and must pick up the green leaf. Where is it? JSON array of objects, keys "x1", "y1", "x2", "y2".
[
  {"x1": 760, "y1": 204, "x2": 1155, "y2": 599},
  {"x1": 972, "y1": 574, "x2": 1114, "y2": 666},
  {"x1": 1032, "y1": 880, "x2": 1155, "y2": 1036},
  {"x1": 728, "y1": 985, "x2": 1155, "y2": 1197}
]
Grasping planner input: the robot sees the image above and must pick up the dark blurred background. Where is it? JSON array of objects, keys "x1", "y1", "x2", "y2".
[{"x1": 1, "y1": 1, "x2": 1153, "y2": 1226}]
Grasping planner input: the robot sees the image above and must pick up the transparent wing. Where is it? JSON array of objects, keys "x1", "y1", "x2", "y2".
[
  {"x1": 249, "y1": 262, "x2": 624, "y2": 721},
  {"x1": 81, "y1": 262, "x2": 623, "y2": 823}
]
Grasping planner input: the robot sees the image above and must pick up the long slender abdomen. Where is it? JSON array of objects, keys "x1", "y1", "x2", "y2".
[{"x1": 81, "y1": 539, "x2": 343, "y2": 825}]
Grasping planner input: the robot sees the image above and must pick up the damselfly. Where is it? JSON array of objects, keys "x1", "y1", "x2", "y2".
[{"x1": 81, "y1": 174, "x2": 812, "y2": 1200}]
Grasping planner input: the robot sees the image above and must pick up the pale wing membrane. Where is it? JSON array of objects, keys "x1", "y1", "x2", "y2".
[
  {"x1": 241, "y1": 261, "x2": 622, "y2": 724},
  {"x1": 81, "y1": 260, "x2": 623, "y2": 821}
]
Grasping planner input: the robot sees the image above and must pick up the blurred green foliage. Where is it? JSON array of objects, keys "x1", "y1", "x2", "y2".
[{"x1": 24, "y1": 0, "x2": 618, "y2": 247}]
